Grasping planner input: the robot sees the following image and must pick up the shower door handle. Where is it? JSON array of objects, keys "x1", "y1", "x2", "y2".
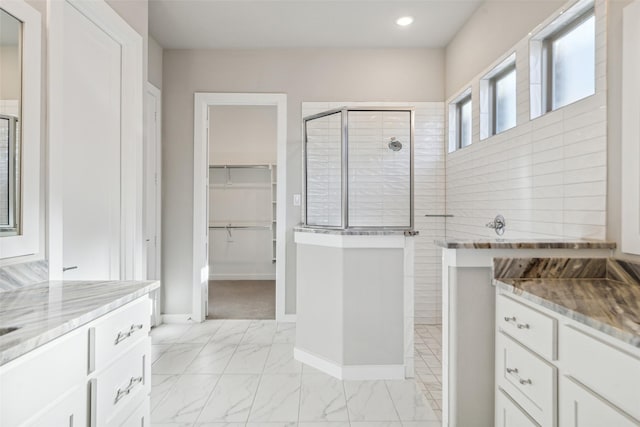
[{"x1": 424, "y1": 214, "x2": 454, "y2": 218}]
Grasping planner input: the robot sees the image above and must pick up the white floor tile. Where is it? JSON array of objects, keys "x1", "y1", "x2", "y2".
[
  {"x1": 249, "y1": 374, "x2": 302, "y2": 422},
  {"x1": 349, "y1": 423, "x2": 403, "y2": 427},
  {"x1": 151, "y1": 324, "x2": 193, "y2": 344},
  {"x1": 241, "y1": 320, "x2": 277, "y2": 344},
  {"x1": 401, "y1": 422, "x2": 441, "y2": 427},
  {"x1": 344, "y1": 381, "x2": 400, "y2": 422},
  {"x1": 210, "y1": 320, "x2": 252, "y2": 344},
  {"x1": 152, "y1": 344, "x2": 172, "y2": 363},
  {"x1": 179, "y1": 320, "x2": 225, "y2": 344},
  {"x1": 298, "y1": 423, "x2": 350, "y2": 427},
  {"x1": 385, "y1": 380, "x2": 438, "y2": 421},
  {"x1": 273, "y1": 324, "x2": 296, "y2": 344},
  {"x1": 186, "y1": 341, "x2": 239, "y2": 374},
  {"x1": 224, "y1": 343, "x2": 271, "y2": 374},
  {"x1": 263, "y1": 344, "x2": 302, "y2": 374},
  {"x1": 299, "y1": 373, "x2": 349, "y2": 422},
  {"x1": 151, "y1": 374, "x2": 180, "y2": 412},
  {"x1": 197, "y1": 374, "x2": 261, "y2": 423},
  {"x1": 152, "y1": 374, "x2": 220, "y2": 423},
  {"x1": 153, "y1": 344, "x2": 205, "y2": 374},
  {"x1": 246, "y1": 423, "x2": 297, "y2": 427}
]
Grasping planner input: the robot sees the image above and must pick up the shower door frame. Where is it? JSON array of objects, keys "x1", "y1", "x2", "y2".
[
  {"x1": 193, "y1": 93, "x2": 288, "y2": 323},
  {"x1": 302, "y1": 106, "x2": 415, "y2": 231}
]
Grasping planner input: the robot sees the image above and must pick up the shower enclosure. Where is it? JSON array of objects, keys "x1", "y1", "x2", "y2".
[{"x1": 303, "y1": 107, "x2": 414, "y2": 230}]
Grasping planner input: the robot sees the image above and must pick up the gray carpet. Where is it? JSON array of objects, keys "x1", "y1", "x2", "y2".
[{"x1": 208, "y1": 280, "x2": 275, "y2": 320}]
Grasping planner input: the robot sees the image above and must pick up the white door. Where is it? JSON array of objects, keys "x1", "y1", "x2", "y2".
[
  {"x1": 144, "y1": 85, "x2": 161, "y2": 280},
  {"x1": 61, "y1": 2, "x2": 122, "y2": 280}
]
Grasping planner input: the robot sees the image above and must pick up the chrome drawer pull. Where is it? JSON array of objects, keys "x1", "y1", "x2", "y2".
[
  {"x1": 504, "y1": 316, "x2": 516, "y2": 322},
  {"x1": 519, "y1": 378, "x2": 532, "y2": 385},
  {"x1": 115, "y1": 324, "x2": 144, "y2": 345},
  {"x1": 506, "y1": 368, "x2": 519, "y2": 374},
  {"x1": 114, "y1": 376, "x2": 143, "y2": 404},
  {"x1": 517, "y1": 323, "x2": 530, "y2": 329}
]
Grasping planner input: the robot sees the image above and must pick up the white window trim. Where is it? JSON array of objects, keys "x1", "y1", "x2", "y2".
[
  {"x1": 480, "y1": 53, "x2": 516, "y2": 140},
  {"x1": 530, "y1": 0, "x2": 595, "y2": 119},
  {"x1": 448, "y1": 88, "x2": 472, "y2": 153}
]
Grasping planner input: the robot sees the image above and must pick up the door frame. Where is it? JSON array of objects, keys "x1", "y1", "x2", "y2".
[
  {"x1": 193, "y1": 93, "x2": 287, "y2": 322},
  {"x1": 47, "y1": 0, "x2": 144, "y2": 280},
  {"x1": 144, "y1": 82, "x2": 162, "y2": 281}
]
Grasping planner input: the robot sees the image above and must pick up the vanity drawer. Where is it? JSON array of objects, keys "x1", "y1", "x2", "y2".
[
  {"x1": 91, "y1": 337, "x2": 151, "y2": 427},
  {"x1": 497, "y1": 294, "x2": 557, "y2": 360},
  {"x1": 497, "y1": 332, "x2": 557, "y2": 427},
  {"x1": 90, "y1": 296, "x2": 150, "y2": 372},
  {"x1": 561, "y1": 325, "x2": 640, "y2": 421},
  {"x1": 496, "y1": 388, "x2": 540, "y2": 427}
]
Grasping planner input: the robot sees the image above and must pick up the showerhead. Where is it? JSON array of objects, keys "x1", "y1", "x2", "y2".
[{"x1": 388, "y1": 137, "x2": 403, "y2": 152}]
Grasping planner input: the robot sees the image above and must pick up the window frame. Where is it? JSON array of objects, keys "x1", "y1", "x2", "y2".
[
  {"x1": 489, "y1": 63, "x2": 517, "y2": 136},
  {"x1": 456, "y1": 94, "x2": 472, "y2": 150},
  {"x1": 542, "y1": 8, "x2": 596, "y2": 113}
]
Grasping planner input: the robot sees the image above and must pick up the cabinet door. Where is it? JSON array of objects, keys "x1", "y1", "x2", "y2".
[
  {"x1": 496, "y1": 388, "x2": 540, "y2": 427},
  {"x1": 25, "y1": 386, "x2": 87, "y2": 427},
  {"x1": 560, "y1": 377, "x2": 640, "y2": 427}
]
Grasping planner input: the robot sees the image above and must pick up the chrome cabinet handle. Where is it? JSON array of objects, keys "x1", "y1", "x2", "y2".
[
  {"x1": 507, "y1": 366, "x2": 533, "y2": 386},
  {"x1": 115, "y1": 324, "x2": 144, "y2": 345},
  {"x1": 62, "y1": 266, "x2": 78, "y2": 272},
  {"x1": 114, "y1": 376, "x2": 143, "y2": 404},
  {"x1": 519, "y1": 378, "x2": 533, "y2": 385},
  {"x1": 517, "y1": 323, "x2": 530, "y2": 329},
  {"x1": 506, "y1": 368, "x2": 519, "y2": 374},
  {"x1": 504, "y1": 316, "x2": 516, "y2": 322}
]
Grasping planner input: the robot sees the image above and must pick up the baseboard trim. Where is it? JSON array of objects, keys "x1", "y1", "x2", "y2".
[
  {"x1": 293, "y1": 347, "x2": 405, "y2": 380},
  {"x1": 209, "y1": 274, "x2": 276, "y2": 280},
  {"x1": 277, "y1": 314, "x2": 297, "y2": 323},
  {"x1": 161, "y1": 314, "x2": 194, "y2": 324}
]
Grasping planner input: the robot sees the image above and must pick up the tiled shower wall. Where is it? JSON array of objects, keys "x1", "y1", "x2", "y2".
[
  {"x1": 446, "y1": 0, "x2": 607, "y2": 241},
  {"x1": 302, "y1": 102, "x2": 445, "y2": 325}
]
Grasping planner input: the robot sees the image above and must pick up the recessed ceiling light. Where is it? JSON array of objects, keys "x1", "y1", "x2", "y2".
[{"x1": 396, "y1": 16, "x2": 414, "y2": 27}]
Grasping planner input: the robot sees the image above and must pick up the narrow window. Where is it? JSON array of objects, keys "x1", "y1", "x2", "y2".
[
  {"x1": 458, "y1": 95, "x2": 472, "y2": 149},
  {"x1": 546, "y1": 12, "x2": 595, "y2": 110},
  {"x1": 492, "y1": 65, "x2": 517, "y2": 134}
]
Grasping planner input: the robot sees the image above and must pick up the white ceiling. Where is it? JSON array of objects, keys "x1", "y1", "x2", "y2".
[{"x1": 149, "y1": 0, "x2": 484, "y2": 49}]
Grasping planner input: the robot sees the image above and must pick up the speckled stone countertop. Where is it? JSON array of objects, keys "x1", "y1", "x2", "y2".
[
  {"x1": 0, "y1": 280, "x2": 160, "y2": 366},
  {"x1": 494, "y1": 258, "x2": 640, "y2": 348},
  {"x1": 294, "y1": 226, "x2": 417, "y2": 236},
  {"x1": 436, "y1": 239, "x2": 616, "y2": 249}
]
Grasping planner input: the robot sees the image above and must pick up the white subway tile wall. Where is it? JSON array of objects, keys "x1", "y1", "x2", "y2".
[
  {"x1": 445, "y1": 0, "x2": 607, "y2": 241},
  {"x1": 302, "y1": 102, "x2": 446, "y2": 325},
  {"x1": 305, "y1": 111, "x2": 342, "y2": 227}
]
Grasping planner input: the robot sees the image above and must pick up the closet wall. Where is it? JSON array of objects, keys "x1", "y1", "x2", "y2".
[{"x1": 208, "y1": 106, "x2": 277, "y2": 280}]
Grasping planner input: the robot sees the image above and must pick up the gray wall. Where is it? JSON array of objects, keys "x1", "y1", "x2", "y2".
[
  {"x1": 161, "y1": 48, "x2": 445, "y2": 315},
  {"x1": 148, "y1": 36, "x2": 163, "y2": 89},
  {"x1": 444, "y1": 0, "x2": 564, "y2": 98}
]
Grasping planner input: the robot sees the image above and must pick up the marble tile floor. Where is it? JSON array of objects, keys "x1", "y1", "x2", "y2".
[
  {"x1": 150, "y1": 320, "x2": 441, "y2": 427},
  {"x1": 413, "y1": 325, "x2": 442, "y2": 421}
]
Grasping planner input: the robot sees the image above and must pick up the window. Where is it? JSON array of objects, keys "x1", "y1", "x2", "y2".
[
  {"x1": 458, "y1": 96, "x2": 472, "y2": 148},
  {"x1": 493, "y1": 66, "x2": 517, "y2": 134},
  {"x1": 481, "y1": 55, "x2": 517, "y2": 139},
  {"x1": 530, "y1": 0, "x2": 595, "y2": 118},
  {"x1": 547, "y1": 13, "x2": 595, "y2": 110}
]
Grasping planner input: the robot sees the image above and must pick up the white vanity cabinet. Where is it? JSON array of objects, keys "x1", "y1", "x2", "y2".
[
  {"x1": 495, "y1": 291, "x2": 640, "y2": 427},
  {"x1": 0, "y1": 295, "x2": 152, "y2": 427}
]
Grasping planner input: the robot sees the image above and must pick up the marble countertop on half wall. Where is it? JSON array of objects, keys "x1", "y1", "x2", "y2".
[
  {"x1": 494, "y1": 257, "x2": 640, "y2": 348},
  {"x1": 436, "y1": 239, "x2": 616, "y2": 250},
  {"x1": 0, "y1": 280, "x2": 160, "y2": 366},
  {"x1": 294, "y1": 226, "x2": 418, "y2": 236}
]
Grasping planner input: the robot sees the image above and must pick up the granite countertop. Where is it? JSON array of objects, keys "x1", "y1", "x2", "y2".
[
  {"x1": 494, "y1": 257, "x2": 640, "y2": 348},
  {"x1": 0, "y1": 280, "x2": 160, "y2": 366},
  {"x1": 294, "y1": 226, "x2": 417, "y2": 236},
  {"x1": 437, "y1": 239, "x2": 616, "y2": 249}
]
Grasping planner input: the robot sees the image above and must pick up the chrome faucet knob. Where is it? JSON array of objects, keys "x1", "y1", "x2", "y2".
[{"x1": 486, "y1": 215, "x2": 506, "y2": 236}]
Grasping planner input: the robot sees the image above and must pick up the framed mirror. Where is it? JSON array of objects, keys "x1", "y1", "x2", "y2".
[{"x1": 0, "y1": 0, "x2": 40, "y2": 259}]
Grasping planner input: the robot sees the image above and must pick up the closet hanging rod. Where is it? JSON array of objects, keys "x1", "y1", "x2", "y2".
[
  {"x1": 209, "y1": 164, "x2": 271, "y2": 169},
  {"x1": 209, "y1": 225, "x2": 271, "y2": 230}
]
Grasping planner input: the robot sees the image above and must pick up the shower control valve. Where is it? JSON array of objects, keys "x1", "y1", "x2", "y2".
[{"x1": 486, "y1": 214, "x2": 506, "y2": 236}]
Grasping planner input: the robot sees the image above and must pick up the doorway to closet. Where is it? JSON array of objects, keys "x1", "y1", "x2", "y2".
[{"x1": 208, "y1": 105, "x2": 277, "y2": 319}]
